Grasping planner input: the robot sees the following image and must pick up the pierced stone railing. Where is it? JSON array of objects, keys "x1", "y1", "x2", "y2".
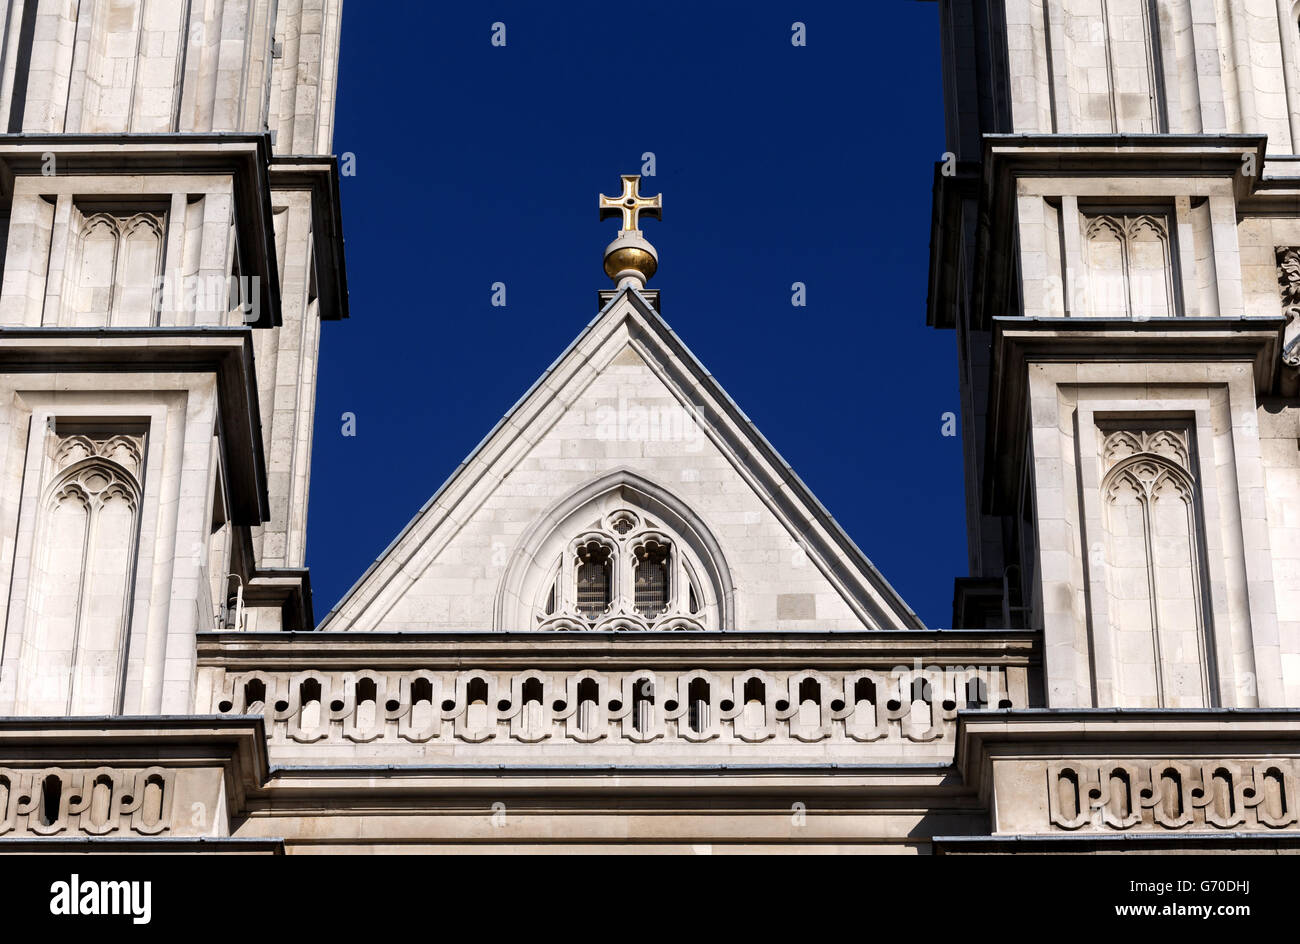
[
  {"x1": 201, "y1": 665, "x2": 1022, "y2": 760},
  {"x1": 1048, "y1": 760, "x2": 1299, "y2": 831},
  {"x1": 0, "y1": 767, "x2": 174, "y2": 837}
]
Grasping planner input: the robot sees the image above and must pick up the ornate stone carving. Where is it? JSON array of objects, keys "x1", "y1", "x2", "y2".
[
  {"x1": 0, "y1": 766, "x2": 174, "y2": 837},
  {"x1": 1048, "y1": 761, "x2": 1298, "y2": 831},
  {"x1": 1276, "y1": 247, "x2": 1300, "y2": 367},
  {"x1": 1102, "y1": 428, "x2": 1189, "y2": 473},
  {"x1": 537, "y1": 508, "x2": 707, "y2": 632}
]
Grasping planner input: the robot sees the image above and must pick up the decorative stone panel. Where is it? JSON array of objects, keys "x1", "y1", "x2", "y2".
[
  {"x1": 0, "y1": 767, "x2": 174, "y2": 837},
  {"x1": 1046, "y1": 760, "x2": 1298, "y2": 832}
]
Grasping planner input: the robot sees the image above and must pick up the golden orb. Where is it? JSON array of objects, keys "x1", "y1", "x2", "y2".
[{"x1": 603, "y1": 246, "x2": 657, "y2": 281}]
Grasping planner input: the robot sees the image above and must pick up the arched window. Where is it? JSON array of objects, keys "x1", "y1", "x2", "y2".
[
  {"x1": 495, "y1": 471, "x2": 734, "y2": 632},
  {"x1": 633, "y1": 538, "x2": 670, "y2": 617},
  {"x1": 574, "y1": 540, "x2": 612, "y2": 618},
  {"x1": 537, "y1": 516, "x2": 704, "y2": 631}
]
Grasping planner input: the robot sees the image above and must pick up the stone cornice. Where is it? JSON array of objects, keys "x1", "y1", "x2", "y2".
[
  {"x1": 953, "y1": 708, "x2": 1300, "y2": 820},
  {"x1": 0, "y1": 716, "x2": 270, "y2": 812},
  {"x1": 0, "y1": 328, "x2": 270, "y2": 523},
  {"x1": 197, "y1": 628, "x2": 1040, "y2": 671},
  {"x1": 971, "y1": 134, "x2": 1267, "y2": 331},
  {"x1": 983, "y1": 316, "x2": 1284, "y2": 514}
]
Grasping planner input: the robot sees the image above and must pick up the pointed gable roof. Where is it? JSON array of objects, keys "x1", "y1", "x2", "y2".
[{"x1": 318, "y1": 287, "x2": 924, "y2": 631}]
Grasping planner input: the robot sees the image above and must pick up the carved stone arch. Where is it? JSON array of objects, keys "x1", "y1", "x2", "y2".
[
  {"x1": 47, "y1": 455, "x2": 142, "y2": 507},
  {"x1": 494, "y1": 468, "x2": 735, "y2": 632},
  {"x1": 1125, "y1": 214, "x2": 1168, "y2": 241},
  {"x1": 1085, "y1": 214, "x2": 1125, "y2": 242},
  {"x1": 1101, "y1": 449, "x2": 1196, "y2": 503}
]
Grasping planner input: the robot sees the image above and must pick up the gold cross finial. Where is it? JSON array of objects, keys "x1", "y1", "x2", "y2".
[{"x1": 599, "y1": 174, "x2": 662, "y2": 232}]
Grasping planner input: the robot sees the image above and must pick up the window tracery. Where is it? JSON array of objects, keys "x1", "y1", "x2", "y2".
[{"x1": 537, "y1": 508, "x2": 707, "y2": 632}]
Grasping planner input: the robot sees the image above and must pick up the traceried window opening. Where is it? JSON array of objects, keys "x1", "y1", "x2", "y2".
[
  {"x1": 575, "y1": 542, "x2": 612, "y2": 619},
  {"x1": 633, "y1": 539, "x2": 670, "y2": 617},
  {"x1": 528, "y1": 498, "x2": 723, "y2": 633}
]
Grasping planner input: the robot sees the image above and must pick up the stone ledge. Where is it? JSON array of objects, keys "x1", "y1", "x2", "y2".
[
  {"x1": 955, "y1": 710, "x2": 1300, "y2": 838},
  {"x1": 0, "y1": 329, "x2": 268, "y2": 523}
]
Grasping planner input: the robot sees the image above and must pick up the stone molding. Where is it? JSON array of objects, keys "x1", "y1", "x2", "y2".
[{"x1": 956, "y1": 710, "x2": 1300, "y2": 837}]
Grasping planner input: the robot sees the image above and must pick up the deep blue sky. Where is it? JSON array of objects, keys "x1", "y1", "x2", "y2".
[{"x1": 307, "y1": 1, "x2": 964, "y2": 627}]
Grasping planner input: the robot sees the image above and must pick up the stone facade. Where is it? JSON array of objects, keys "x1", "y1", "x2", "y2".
[{"x1": 0, "y1": 0, "x2": 1298, "y2": 853}]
